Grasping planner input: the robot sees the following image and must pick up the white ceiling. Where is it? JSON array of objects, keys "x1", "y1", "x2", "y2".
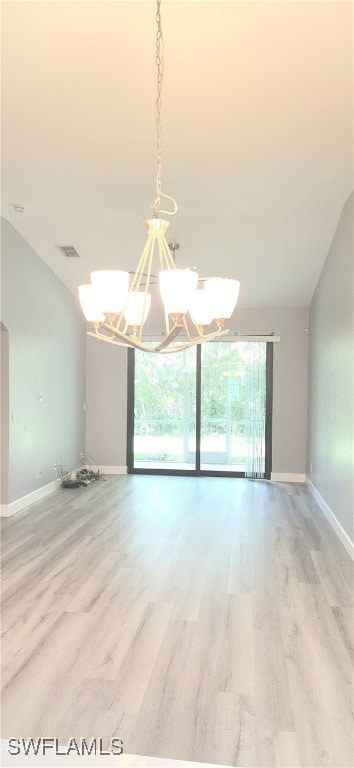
[{"x1": 2, "y1": 1, "x2": 353, "y2": 307}]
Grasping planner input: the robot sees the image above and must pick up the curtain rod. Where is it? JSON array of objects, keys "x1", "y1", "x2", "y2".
[{"x1": 133, "y1": 334, "x2": 281, "y2": 343}]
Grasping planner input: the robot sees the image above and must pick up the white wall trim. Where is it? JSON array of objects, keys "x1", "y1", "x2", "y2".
[
  {"x1": 87, "y1": 465, "x2": 127, "y2": 475},
  {"x1": 0, "y1": 478, "x2": 62, "y2": 517},
  {"x1": 0, "y1": 466, "x2": 126, "y2": 518},
  {"x1": 271, "y1": 472, "x2": 306, "y2": 483},
  {"x1": 307, "y1": 477, "x2": 354, "y2": 560},
  {"x1": 0, "y1": 465, "x2": 88, "y2": 518}
]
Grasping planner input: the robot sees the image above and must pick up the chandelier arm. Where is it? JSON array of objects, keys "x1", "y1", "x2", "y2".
[
  {"x1": 155, "y1": 325, "x2": 182, "y2": 352},
  {"x1": 90, "y1": 320, "x2": 183, "y2": 352},
  {"x1": 116, "y1": 306, "x2": 127, "y2": 333},
  {"x1": 129, "y1": 232, "x2": 153, "y2": 294},
  {"x1": 126, "y1": 337, "x2": 182, "y2": 353},
  {"x1": 88, "y1": 324, "x2": 230, "y2": 352},
  {"x1": 156, "y1": 237, "x2": 172, "y2": 335},
  {"x1": 160, "y1": 241, "x2": 178, "y2": 334},
  {"x1": 165, "y1": 313, "x2": 170, "y2": 336},
  {"x1": 159, "y1": 342, "x2": 193, "y2": 354},
  {"x1": 181, "y1": 315, "x2": 194, "y2": 342},
  {"x1": 139, "y1": 244, "x2": 154, "y2": 341},
  {"x1": 194, "y1": 328, "x2": 231, "y2": 342},
  {"x1": 95, "y1": 326, "x2": 117, "y2": 340},
  {"x1": 87, "y1": 332, "x2": 135, "y2": 349},
  {"x1": 153, "y1": 324, "x2": 184, "y2": 351},
  {"x1": 162, "y1": 238, "x2": 177, "y2": 269},
  {"x1": 157, "y1": 236, "x2": 164, "y2": 271},
  {"x1": 118, "y1": 232, "x2": 155, "y2": 337},
  {"x1": 179, "y1": 311, "x2": 231, "y2": 344},
  {"x1": 102, "y1": 321, "x2": 125, "y2": 336},
  {"x1": 116, "y1": 302, "x2": 128, "y2": 333}
]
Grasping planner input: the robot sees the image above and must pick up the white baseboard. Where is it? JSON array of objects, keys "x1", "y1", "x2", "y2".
[
  {"x1": 306, "y1": 477, "x2": 354, "y2": 560},
  {"x1": 0, "y1": 465, "x2": 89, "y2": 518},
  {"x1": 87, "y1": 465, "x2": 127, "y2": 475},
  {"x1": 0, "y1": 466, "x2": 126, "y2": 518},
  {"x1": 271, "y1": 472, "x2": 306, "y2": 483},
  {"x1": 0, "y1": 478, "x2": 62, "y2": 517}
]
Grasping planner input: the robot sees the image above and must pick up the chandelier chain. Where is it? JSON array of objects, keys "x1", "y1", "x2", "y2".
[
  {"x1": 152, "y1": 0, "x2": 177, "y2": 217},
  {"x1": 154, "y1": 0, "x2": 164, "y2": 216}
]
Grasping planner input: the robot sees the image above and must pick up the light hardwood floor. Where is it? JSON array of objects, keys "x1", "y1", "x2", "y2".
[{"x1": 1, "y1": 476, "x2": 353, "y2": 767}]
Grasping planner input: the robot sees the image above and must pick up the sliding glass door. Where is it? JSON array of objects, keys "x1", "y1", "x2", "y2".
[
  {"x1": 128, "y1": 341, "x2": 272, "y2": 477},
  {"x1": 131, "y1": 346, "x2": 197, "y2": 471}
]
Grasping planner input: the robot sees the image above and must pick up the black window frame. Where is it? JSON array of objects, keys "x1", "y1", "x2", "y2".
[{"x1": 127, "y1": 342, "x2": 273, "y2": 479}]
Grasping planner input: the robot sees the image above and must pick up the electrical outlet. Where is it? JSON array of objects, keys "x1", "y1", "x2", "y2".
[
  {"x1": 53, "y1": 462, "x2": 57, "y2": 470},
  {"x1": 80, "y1": 451, "x2": 85, "y2": 460},
  {"x1": 35, "y1": 469, "x2": 42, "y2": 480}
]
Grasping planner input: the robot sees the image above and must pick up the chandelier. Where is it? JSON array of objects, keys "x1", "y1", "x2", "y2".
[{"x1": 79, "y1": 0, "x2": 240, "y2": 354}]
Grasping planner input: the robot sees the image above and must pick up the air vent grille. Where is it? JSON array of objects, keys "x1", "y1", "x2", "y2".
[{"x1": 57, "y1": 245, "x2": 80, "y2": 258}]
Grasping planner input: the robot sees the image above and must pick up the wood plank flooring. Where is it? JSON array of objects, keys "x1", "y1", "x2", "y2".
[{"x1": 1, "y1": 476, "x2": 353, "y2": 767}]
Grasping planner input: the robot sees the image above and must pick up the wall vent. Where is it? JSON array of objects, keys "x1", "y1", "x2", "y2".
[{"x1": 57, "y1": 245, "x2": 80, "y2": 258}]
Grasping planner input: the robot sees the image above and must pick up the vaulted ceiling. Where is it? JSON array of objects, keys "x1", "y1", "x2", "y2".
[{"x1": 2, "y1": 1, "x2": 352, "y2": 307}]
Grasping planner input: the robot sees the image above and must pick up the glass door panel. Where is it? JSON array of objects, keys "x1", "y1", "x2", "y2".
[
  {"x1": 133, "y1": 346, "x2": 196, "y2": 470},
  {"x1": 200, "y1": 342, "x2": 266, "y2": 474}
]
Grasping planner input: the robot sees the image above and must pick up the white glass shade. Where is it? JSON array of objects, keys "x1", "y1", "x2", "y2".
[
  {"x1": 189, "y1": 289, "x2": 213, "y2": 326},
  {"x1": 159, "y1": 269, "x2": 199, "y2": 316},
  {"x1": 78, "y1": 285, "x2": 105, "y2": 322},
  {"x1": 123, "y1": 292, "x2": 151, "y2": 327},
  {"x1": 91, "y1": 270, "x2": 129, "y2": 315},
  {"x1": 204, "y1": 278, "x2": 240, "y2": 320}
]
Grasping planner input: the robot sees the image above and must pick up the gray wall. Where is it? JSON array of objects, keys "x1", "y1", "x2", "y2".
[
  {"x1": 233, "y1": 308, "x2": 309, "y2": 474},
  {"x1": 308, "y1": 193, "x2": 354, "y2": 542},
  {"x1": 86, "y1": 307, "x2": 309, "y2": 475},
  {"x1": 1, "y1": 323, "x2": 9, "y2": 504},
  {"x1": 1, "y1": 219, "x2": 86, "y2": 504},
  {"x1": 86, "y1": 338, "x2": 127, "y2": 468}
]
